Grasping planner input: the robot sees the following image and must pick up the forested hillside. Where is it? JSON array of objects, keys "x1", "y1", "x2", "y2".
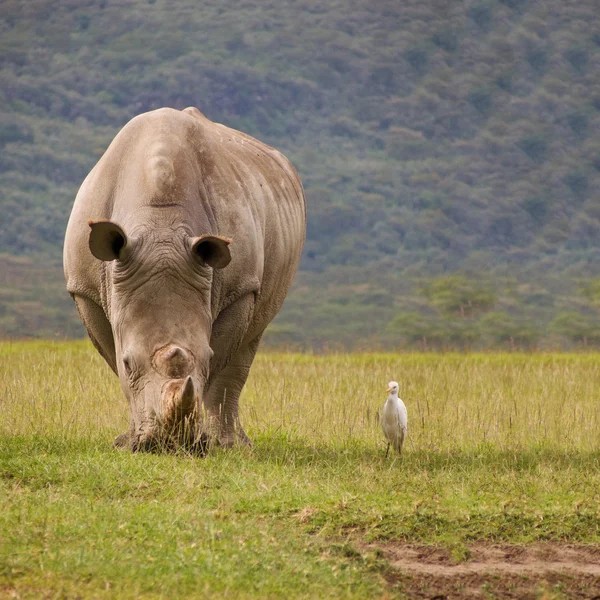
[{"x1": 1, "y1": 0, "x2": 600, "y2": 348}]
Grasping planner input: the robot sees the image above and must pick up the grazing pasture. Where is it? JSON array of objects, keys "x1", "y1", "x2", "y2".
[{"x1": 1, "y1": 341, "x2": 600, "y2": 598}]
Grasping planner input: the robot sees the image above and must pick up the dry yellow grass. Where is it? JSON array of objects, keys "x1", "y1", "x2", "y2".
[
  {"x1": 245, "y1": 352, "x2": 600, "y2": 452},
  {"x1": 2, "y1": 342, "x2": 600, "y2": 453}
]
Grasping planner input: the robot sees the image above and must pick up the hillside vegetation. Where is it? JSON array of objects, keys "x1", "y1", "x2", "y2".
[{"x1": 1, "y1": 0, "x2": 600, "y2": 347}]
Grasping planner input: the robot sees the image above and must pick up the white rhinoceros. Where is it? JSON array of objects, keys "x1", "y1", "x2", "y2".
[{"x1": 64, "y1": 107, "x2": 306, "y2": 452}]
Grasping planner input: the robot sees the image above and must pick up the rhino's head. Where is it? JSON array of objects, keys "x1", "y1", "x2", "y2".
[{"x1": 88, "y1": 219, "x2": 231, "y2": 452}]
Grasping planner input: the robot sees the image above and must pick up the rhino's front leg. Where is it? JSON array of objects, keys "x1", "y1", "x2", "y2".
[
  {"x1": 202, "y1": 336, "x2": 261, "y2": 448},
  {"x1": 201, "y1": 292, "x2": 259, "y2": 448},
  {"x1": 73, "y1": 295, "x2": 117, "y2": 374},
  {"x1": 73, "y1": 296, "x2": 135, "y2": 450}
]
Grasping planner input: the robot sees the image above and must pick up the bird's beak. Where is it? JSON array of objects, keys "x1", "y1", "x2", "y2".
[{"x1": 386, "y1": 387, "x2": 392, "y2": 393}]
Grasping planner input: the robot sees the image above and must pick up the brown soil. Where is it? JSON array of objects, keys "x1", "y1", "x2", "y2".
[{"x1": 362, "y1": 542, "x2": 600, "y2": 599}]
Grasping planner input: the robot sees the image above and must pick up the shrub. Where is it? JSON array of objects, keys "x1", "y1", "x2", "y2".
[
  {"x1": 468, "y1": 3, "x2": 493, "y2": 31},
  {"x1": 421, "y1": 276, "x2": 496, "y2": 318},
  {"x1": 479, "y1": 312, "x2": 539, "y2": 348},
  {"x1": 330, "y1": 117, "x2": 360, "y2": 138},
  {"x1": 404, "y1": 47, "x2": 429, "y2": 75},
  {"x1": 566, "y1": 112, "x2": 588, "y2": 137},
  {"x1": 581, "y1": 278, "x2": 600, "y2": 306},
  {"x1": 517, "y1": 135, "x2": 548, "y2": 162},
  {"x1": 564, "y1": 171, "x2": 588, "y2": 197},
  {"x1": 468, "y1": 88, "x2": 493, "y2": 115},
  {"x1": 522, "y1": 195, "x2": 549, "y2": 223},
  {"x1": 431, "y1": 29, "x2": 459, "y2": 52},
  {"x1": 550, "y1": 312, "x2": 600, "y2": 344},
  {"x1": 564, "y1": 47, "x2": 589, "y2": 72},
  {"x1": 0, "y1": 121, "x2": 33, "y2": 146},
  {"x1": 388, "y1": 312, "x2": 448, "y2": 348},
  {"x1": 526, "y1": 48, "x2": 548, "y2": 73}
]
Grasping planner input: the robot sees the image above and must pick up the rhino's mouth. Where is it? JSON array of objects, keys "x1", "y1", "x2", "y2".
[
  {"x1": 123, "y1": 371, "x2": 206, "y2": 453},
  {"x1": 128, "y1": 424, "x2": 209, "y2": 455}
]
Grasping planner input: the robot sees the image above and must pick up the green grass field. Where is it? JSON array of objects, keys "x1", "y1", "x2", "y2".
[{"x1": 2, "y1": 342, "x2": 600, "y2": 598}]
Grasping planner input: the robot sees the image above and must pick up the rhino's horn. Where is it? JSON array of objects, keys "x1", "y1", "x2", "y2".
[{"x1": 180, "y1": 376, "x2": 196, "y2": 414}]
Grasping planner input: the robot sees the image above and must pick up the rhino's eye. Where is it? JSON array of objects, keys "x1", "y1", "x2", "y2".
[{"x1": 123, "y1": 357, "x2": 133, "y2": 377}]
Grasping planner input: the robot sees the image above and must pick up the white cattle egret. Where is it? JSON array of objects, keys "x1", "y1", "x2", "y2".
[{"x1": 382, "y1": 381, "x2": 408, "y2": 457}]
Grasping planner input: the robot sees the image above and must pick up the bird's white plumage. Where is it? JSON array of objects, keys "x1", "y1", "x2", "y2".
[{"x1": 382, "y1": 380, "x2": 408, "y2": 455}]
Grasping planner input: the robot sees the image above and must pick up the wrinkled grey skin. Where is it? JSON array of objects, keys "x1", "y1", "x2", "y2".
[{"x1": 64, "y1": 107, "x2": 305, "y2": 452}]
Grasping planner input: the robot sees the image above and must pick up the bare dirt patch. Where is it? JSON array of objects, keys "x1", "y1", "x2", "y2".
[{"x1": 361, "y1": 543, "x2": 600, "y2": 599}]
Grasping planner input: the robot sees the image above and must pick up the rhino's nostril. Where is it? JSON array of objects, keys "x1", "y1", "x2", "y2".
[{"x1": 153, "y1": 344, "x2": 194, "y2": 378}]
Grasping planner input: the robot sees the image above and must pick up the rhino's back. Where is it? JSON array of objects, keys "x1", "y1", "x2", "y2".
[{"x1": 185, "y1": 108, "x2": 306, "y2": 336}]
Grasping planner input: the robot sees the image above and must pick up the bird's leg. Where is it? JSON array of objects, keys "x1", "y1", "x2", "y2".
[{"x1": 385, "y1": 443, "x2": 390, "y2": 458}]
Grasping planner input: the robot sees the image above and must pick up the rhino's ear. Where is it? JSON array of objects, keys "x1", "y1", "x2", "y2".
[
  {"x1": 88, "y1": 220, "x2": 128, "y2": 261},
  {"x1": 191, "y1": 234, "x2": 232, "y2": 269}
]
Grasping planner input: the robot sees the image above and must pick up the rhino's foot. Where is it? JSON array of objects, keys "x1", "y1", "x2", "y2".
[
  {"x1": 190, "y1": 431, "x2": 210, "y2": 456},
  {"x1": 219, "y1": 427, "x2": 253, "y2": 449},
  {"x1": 114, "y1": 429, "x2": 208, "y2": 456},
  {"x1": 115, "y1": 431, "x2": 156, "y2": 452},
  {"x1": 113, "y1": 432, "x2": 132, "y2": 450},
  {"x1": 197, "y1": 422, "x2": 252, "y2": 449},
  {"x1": 188, "y1": 413, "x2": 253, "y2": 451}
]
